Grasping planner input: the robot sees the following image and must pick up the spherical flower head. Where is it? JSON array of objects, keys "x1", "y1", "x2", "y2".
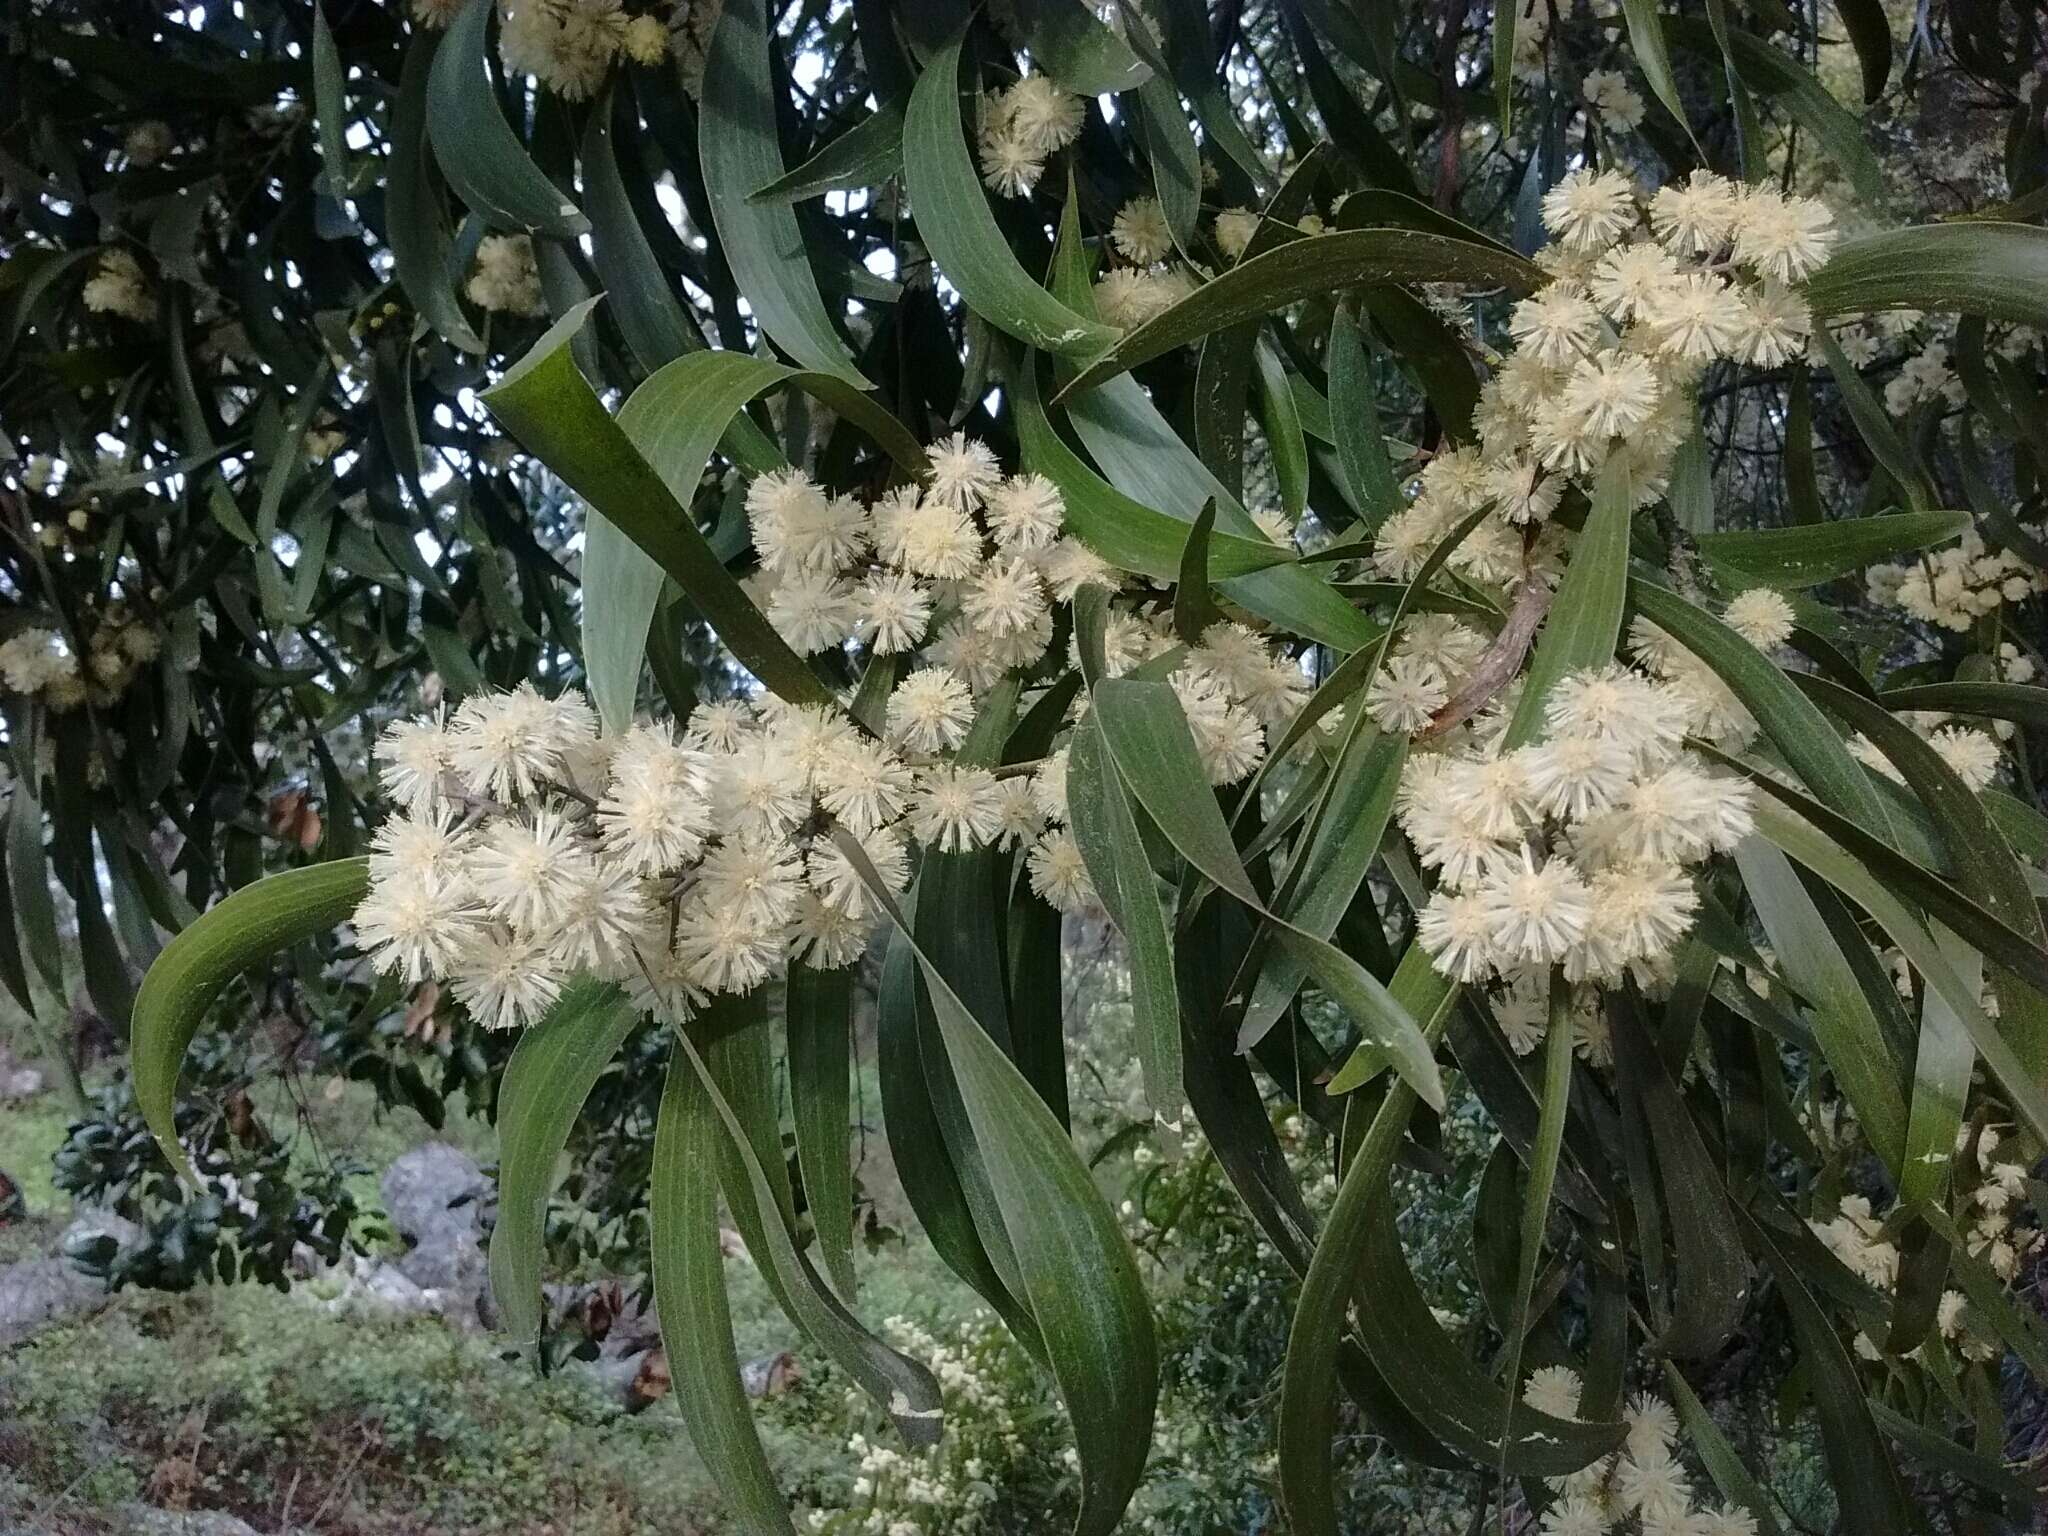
[
  {"x1": 354, "y1": 866, "x2": 482, "y2": 985},
  {"x1": 1733, "y1": 281, "x2": 1813, "y2": 366},
  {"x1": 452, "y1": 927, "x2": 563, "y2": 1031},
  {"x1": 1111, "y1": 196, "x2": 1174, "y2": 264},
  {"x1": 1650, "y1": 272, "x2": 1744, "y2": 362},
  {"x1": 1031, "y1": 747, "x2": 1071, "y2": 825},
  {"x1": 378, "y1": 709, "x2": 456, "y2": 815},
  {"x1": 466, "y1": 234, "x2": 546, "y2": 316},
  {"x1": 817, "y1": 737, "x2": 916, "y2": 834},
  {"x1": 1562, "y1": 352, "x2": 1662, "y2": 440},
  {"x1": 1723, "y1": 588, "x2": 1796, "y2": 650},
  {"x1": 1930, "y1": 725, "x2": 2000, "y2": 791},
  {"x1": 924, "y1": 432, "x2": 1002, "y2": 512},
  {"x1": 1522, "y1": 1364, "x2": 1583, "y2": 1419},
  {"x1": 1623, "y1": 1391, "x2": 1680, "y2": 1462},
  {"x1": 694, "y1": 835, "x2": 804, "y2": 930},
  {"x1": 1183, "y1": 692, "x2": 1266, "y2": 785},
  {"x1": 990, "y1": 778, "x2": 1046, "y2": 849},
  {"x1": 1520, "y1": 733, "x2": 1634, "y2": 822},
  {"x1": 1587, "y1": 241, "x2": 1682, "y2": 324},
  {"x1": 1366, "y1": 653, "x2": 1449, "y2": 735},
  {"x1": 962, "y1": 555, "x2": 1049, "y2": 637},
  {"x1": 1700, "y1": 1507, "x2": 1761, "y2": 1536},
  {"x1": 1479, "y1": 847, "x2": 1593, "y2": 964},
  {"x1": 1582, "y1": 68, "x2": 1646, "y2": 131},
  {"x1": 984, "y1": 473, "x2": 1066, "y2": 550},
  {"x1": 449, "y1": 682, "x2": 592, "y2": 803},
  {"x1": 1537, "y1": 1497, "x2": 1608, "y2": 1536},
  {"x1": 1540, "y1": 168, "x2": 1638, "y2": 252},
  {"x1": 897, "y1": 502, "x2": 983, "y2": 580},
  {"x1": 791, "y1": 888, "x2": 870, "y2": 969},
  {"x1": 778, "y1": 491, "x2": 870, "y2": 575},
  {"x1": 767, "y1": 570, "x2": 858, "y2": 655},
  {"x1": 683, "y1": 697, "x2": 757, "y2": 753},
  {"x1": 1614, "y1": 1443, "x2": 1693, "y2": 1524},
  {"x1": 369, "y1": 808, "x2": 470, "y2": 884},
  {"x1": 908, "y1": 765, "x2": 1004, "y2": 852},
  {"x1": 468, "y1": 805, "x2": 593, "y2": 937},
  {"x1": 854, "y1": 570, "x2": 933, "y2": 655},
  {"x1": 1027, "y1": 827, "x2": 1098, "y2": 913},
  {"x1": 1041, "y1": 537, "x2": 1117, "y2": 602},
  {"x1": 1417, "y1": 887, "x2": 1500, "y2": 983},
  {"x1": 673, "y1": 897, "x2": 783, "y2": 995},
  {"x1": 82, "y1": 248, "x2": 156, "y2": 322},
  {"x1": 1370, "y1": 502, "x2": 1451, "y2": 582},
  {"x1": 621, "y1": 13, "x2": 668, "y2": 64},
  {"x1": 1545, "y1": 665, "x2": 1688, "y2": 762},
  {"x1": 1450, "y1": 516, "x2": 1526, "y2": 586},
  {"x1": 1509, "y1": 286, "x2": 1603, "y2": 367},
  {"x1": 979, "y1": 129, "x2": 1044, "y2": 198},
  {"x1": 1649, "y1": 170, "x2": 1741, "y2": 256},
  {"x1": 1574, "y1": 859, "x2": 1698, "y2": 976},
  {"x1": 550, "y1": 861, "x2": 660, "y2": 974},
  {"x1": 597, "y1": 729, "x2": 716, "y2": 875},
  {"x1": 1214, "y1": 207, "x2": 1259, "y2": 259},
  {"x1": 624, "y1": 938, "x2": 707, "y2": 1025},
  {"x1": 1003, "y1": 75, "x2": 1084, "y2": 153},
  {"x1": 1485, "y1": 457, "x2": 1563, "y2": 526},
  {"x1": 1733, "y1": 189, "x2": 1837, "y2": 283},
  {"x1": 928, "y1": 621, "x2": 1005, "y2": 694},
  {"x1": 885, "y1": 667, "x2": 976, "y2": 755},
  {"x1": 1444, "y1": 754, "x2": 1535, "y2": 840},
  {"x1": 800, "y1": 826, "x2": 906, "y2": 926},
  {"x1": 124, "y1": 119, "x2": 176, "y2": 165},
  {"x1": 712, "y1": 740, "x2": 809, "y2": 840}
]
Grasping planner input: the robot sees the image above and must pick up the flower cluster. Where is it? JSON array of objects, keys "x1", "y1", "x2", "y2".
[
  {"x1": 82, "y1": 248, "x2": 156, "y2": 323},
  {"x1": 1372, "y1": 171, "x2": 1833, "y2": 596},
  {"x1": 466, "y1": 234, "x2": 546, "y2": 316},
  {"x1": 1581, "y1": 68, "x2": 1646, "y2": 132},
  {"x1": 493, "y1": 0, "x2": 670, "y2": 98},
  {"x1": 0, "y1": 609, "x2": 159, "y2": 711},
  {"x1": 357, "y1": 675, "x2": 1073, "y2": 1031},
  {"x1": 1524, "y1": 1369, "x2": 1758, "y2": 1536},
  {"x1": 740, "y1": 434, "x2": 1104, "y2": 682},
  {"x1": 1092, "y1": 196, "x2": 1199, "y2": 329},
  {"x1": 1403, "y1": 663, "x2": 1754, "y2": 992},
  {"x1": 801, "y1": 1312, "x2": 1046, "y2": 1536},
  {"x1": 975, "y1": 73, "x2": 1084, "y2": 200},
  {"x1": 1865, "y1": 522, "x2": 2048, "y2": 631},
  {"x1": 1811, "y1": 1127, "x2": 2039, "y2": 1363}
]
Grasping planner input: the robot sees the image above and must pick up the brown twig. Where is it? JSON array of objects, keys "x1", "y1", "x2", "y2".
[{"x1": 1416, "y1": 570, "x2": 1556, "y2": 742}]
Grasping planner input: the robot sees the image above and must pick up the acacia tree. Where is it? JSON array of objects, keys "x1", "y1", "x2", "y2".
[{"x1": 9, "y1": 0, "x2": 2048, "y2": 1530}]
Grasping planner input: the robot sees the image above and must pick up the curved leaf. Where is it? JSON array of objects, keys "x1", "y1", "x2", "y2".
[
  {"x1": 132, "y1": 858, "x2": 370, "y2": 1181},
  {"x1": 488, "y1": 979, "x2": 643, "y2": 1342},
  {"x1": 839, "y1": 835, "x2": 1159, "y2": 1536},
  {"x1": 426, "y1": 0, "x2": 588, "y2": 238},
  {"x1": 1502, "y1": 459, "x2": 1633, "y2": 746},
  {"x1": 701, "y1": 0, "x2": 867, "y2": 385},
  {"x1": 901, "y1": 35, "x2": 1117, "y2": 358},
  {"x1": 1696, "y1": 510, "x2": 1971, "y2": 589},
  {"x1": 1057, "y1": 229, "x2": 1545, "y2": 399},
  {"x1": 787, "y1": 964, "x2": 857, "y2": 1298},
  {"x1": 749, "y1": 105, "x2": 904, "y2": 204},
  {"x1": 1806, "y1": 223, "x2": 2048, "y2": 328},
  {"x1": 651, "y1": 1043, "x2": 797, "y2": 1536}
]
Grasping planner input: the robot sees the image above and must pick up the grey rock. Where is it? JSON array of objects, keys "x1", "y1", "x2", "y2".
[
  {"x1": 0, "y1": 1257, "x2": 106, "y2": 1346},
  {"x1": 379, "y1": 1143, "x2": 491, "y2": 1307},
  {"x1": 114, "y1": 1505, "x2": 298, "y2": 1536},
  {"x1": 63, "y1": 1207, "x2": 142, "y2": 1253}
]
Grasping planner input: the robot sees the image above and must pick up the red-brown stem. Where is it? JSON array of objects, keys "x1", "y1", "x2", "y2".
[{"x1": 1416, "y1": 571, "x2": 1556, "y2": 742}]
